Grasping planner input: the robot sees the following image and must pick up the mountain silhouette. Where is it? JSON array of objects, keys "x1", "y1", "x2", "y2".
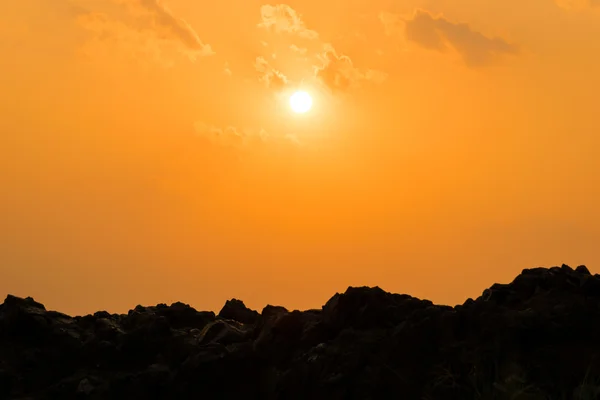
[{"x1": 2, "y1": 264, "x2": 600, "y2": 399}]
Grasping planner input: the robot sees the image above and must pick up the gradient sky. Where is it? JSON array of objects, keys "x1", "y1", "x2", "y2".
[{"x1": 2, "y1": 0, "x2": 600, "y2": 316}]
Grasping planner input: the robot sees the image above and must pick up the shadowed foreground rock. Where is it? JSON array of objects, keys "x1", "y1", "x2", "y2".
[{"x1": 2, "y1": 264, "x2": 600, "y2": 399}]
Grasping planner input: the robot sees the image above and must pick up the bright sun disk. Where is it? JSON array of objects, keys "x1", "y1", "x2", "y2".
[{"x1": 289, "y1": 91, "x2": 313, "y2": 114}]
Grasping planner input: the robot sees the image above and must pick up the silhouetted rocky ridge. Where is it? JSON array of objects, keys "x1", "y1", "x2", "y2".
[{"x1": 2, "y1": 264, "x2": 600, "y2": 399}]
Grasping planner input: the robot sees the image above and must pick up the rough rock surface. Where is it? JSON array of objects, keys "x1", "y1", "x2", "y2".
[{"x1": 2, "y1": 264, "x2": 600, "y2": 399}]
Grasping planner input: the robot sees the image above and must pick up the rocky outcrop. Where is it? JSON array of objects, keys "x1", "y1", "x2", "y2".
[
  {"x1": 218, "y1": 299, "x2": 259, "y2": 325},
  {"x1": 2, "y1": 264, "x2": 600, "y2": 399}
]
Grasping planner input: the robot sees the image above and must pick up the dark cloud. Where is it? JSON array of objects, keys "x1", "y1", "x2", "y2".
[
  {"x1": 394, "y1": 9, "x2": 517, "y2": 66},
  {"x1": 136, "y1": 0, "x2": 213, "y2": 56},
  {"x1": 77, "y1": 0, "x2": 213, "y2": 63}
]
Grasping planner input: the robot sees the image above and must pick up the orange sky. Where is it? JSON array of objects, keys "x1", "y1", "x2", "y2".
[{"x1": 2, "y1": 0, "x2": 600, "y2": 316}]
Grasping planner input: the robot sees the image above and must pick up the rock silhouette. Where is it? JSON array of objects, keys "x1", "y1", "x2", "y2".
[{"x1": 2, "y1": 264, "x2": 600, "y2": 399}]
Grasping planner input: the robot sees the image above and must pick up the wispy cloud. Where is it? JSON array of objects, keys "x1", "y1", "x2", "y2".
[
  {"x1": 290, "y1": 44, "x2": 308, "y2": 55},
  {"x1": 258, "y1": 4, "x2": 319, "y2": 39},
  {"x1": 379, "y1": 12, "x2": 404, "y2": 37},
  {"x1": 193, "y1": 122, "x2": 305, "y2": 148},
  {"x1": 77, "y1": 0, "x2": 213, "y2": 64},
  {"x1": 314, "y1": 44, "x2": 388, "y2": 91},
  {"x1": 254, "y1": 56, "x2": 289, "y2": 90},
  {"x1": 193, "y1": 122, "x2": 270, "y2": 148},
  {"x1": 255, "y1": 4, "x2": 387, "y2": 92},
  {"x1": 134, "y1": 0, "x2": 213, "y2": 57},
  {"x1": 223, "y1": 62, "x2": 232, "y2": 76}
]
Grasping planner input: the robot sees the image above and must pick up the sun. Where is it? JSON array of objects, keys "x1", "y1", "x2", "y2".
[{"x1": 289, "y1": 91, "x2": 313, "y2": 114}]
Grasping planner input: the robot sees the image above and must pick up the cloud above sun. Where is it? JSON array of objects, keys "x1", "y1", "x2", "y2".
[
  {"x1": 255, "y1": 4, "x2": 388, "y2": 92},
  {"x1": 258, "y1": 4, "x2": 319, "y2": 39},
  {"x1": 67, "y1": 0, "x2": 599, "y2": 73}
]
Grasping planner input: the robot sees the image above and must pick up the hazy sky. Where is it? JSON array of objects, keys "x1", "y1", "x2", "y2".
[{"x1": 2, "y1": 0, "x2": 600, "y2": 316}]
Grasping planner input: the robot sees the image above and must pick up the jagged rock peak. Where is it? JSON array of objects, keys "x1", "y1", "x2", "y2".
[
  {"x1": 2, "y1": 294, "x2": 46, "y2": 310},
  {"x1": 218, "y1": 298, "x2": 260, "y2": 324}
]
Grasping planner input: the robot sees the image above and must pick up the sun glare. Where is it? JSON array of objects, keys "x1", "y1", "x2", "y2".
[{"x1": 289, "y1": 91, "x2": 313, "y2": 114}]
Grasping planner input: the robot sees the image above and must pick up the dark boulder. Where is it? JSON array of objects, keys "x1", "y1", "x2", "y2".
[
  {"x1": 261, "y1": 305, "x2": 288, "y2": 319},
  {"x1": 576, "y1": 265, "x2": 591, "y2": 275},
  {"x1": 322, "y1": 286, "x2": 431, "y2": 330},
  {"x1": 157, "y1": 302, "x2": 215, "y2": 330},
  {"x1": 218, "y1": 299, "x2": 259, "y2": 324},
  {"x1": 197, "y1": 319, "x2": 248, "y2": 346}
]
